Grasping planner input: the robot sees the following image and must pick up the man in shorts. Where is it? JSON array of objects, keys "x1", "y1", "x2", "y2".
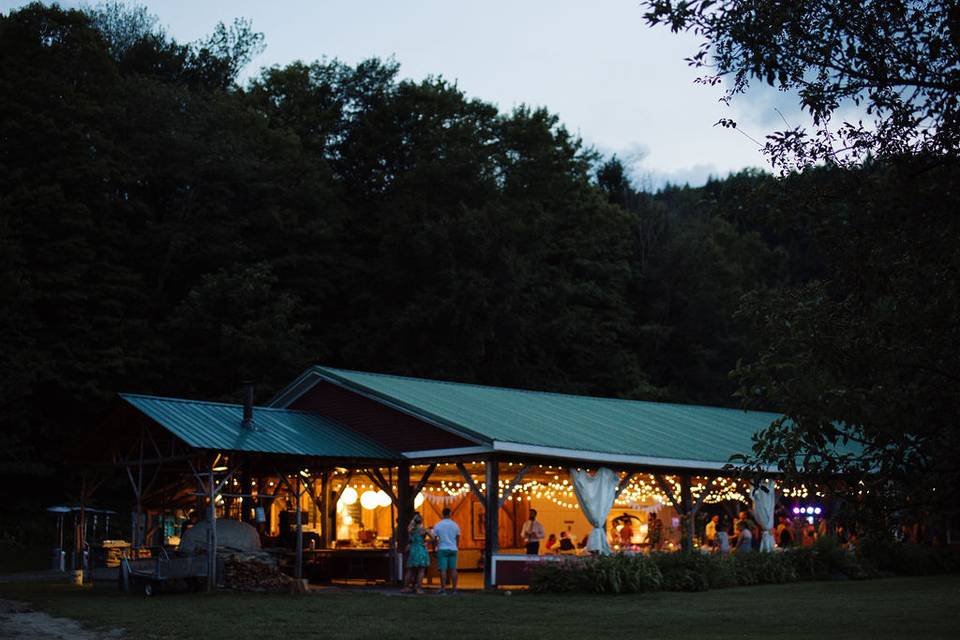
[{"x1": 431, "y1": 507, "x2": 461, "y2": 594}]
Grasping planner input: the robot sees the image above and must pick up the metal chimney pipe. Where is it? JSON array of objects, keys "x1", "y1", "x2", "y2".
[{"x1": 241, "y1": 381, "x2": 256, "y2": 431}]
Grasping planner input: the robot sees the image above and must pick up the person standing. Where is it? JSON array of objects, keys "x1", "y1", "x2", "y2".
[
  {"x1": 647, "y1": 513, "x2": 663, "y2": 551},
  {"x1": 705, "y1": 515, "x2": 719, "y2": 549},
  {"x1": 717, "y1": 517, "x2": 731, "y2": 554},
  {"x1": 619, "y1": 520, "x2": 634, "y2": 547},
  {"x1": 521, "y1": 509, "x2": 545, "y2": 555},
  {"x1": 431, "y1": 507, "x2": 461, "y2": 595},
  {"x1": 401, "y1": 513, "x2": 432, "y2": 594},
  {"x1": 735, "y1": 521, "x2": 753, "y2": 553}
]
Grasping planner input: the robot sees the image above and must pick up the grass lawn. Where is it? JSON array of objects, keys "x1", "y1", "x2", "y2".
[
  {"x1": 2, "y1": 576, "x2": 959, "y2": 640},
  {"x1": 0, "y1": 543, "x2": 52, "y2": 573}
]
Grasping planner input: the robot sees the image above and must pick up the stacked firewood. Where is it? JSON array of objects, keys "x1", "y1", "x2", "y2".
[{"x1": 223, "y1": 553, "x2": 298, "y2": 593}]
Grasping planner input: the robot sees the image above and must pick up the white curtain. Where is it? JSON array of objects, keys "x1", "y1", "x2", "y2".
[
  {"x1": 750, "y1": 479, "x2": 776, "y2": 552},
  {"x1": 570, "y1": 467, "x2": 620, "y2": 555}
]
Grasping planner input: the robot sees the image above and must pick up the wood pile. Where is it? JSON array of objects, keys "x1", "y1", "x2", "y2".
[{"x1": 223, "y1": 553, "x2": 298, "y2": 593}]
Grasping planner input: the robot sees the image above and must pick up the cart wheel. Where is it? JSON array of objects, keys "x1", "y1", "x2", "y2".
[{"x1": 143, "y1": 581, "x2": 154, "y2": 597}]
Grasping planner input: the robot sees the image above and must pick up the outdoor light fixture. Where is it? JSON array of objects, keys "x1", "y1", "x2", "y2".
[
  {"x1": 792, "y1": 505, "x2": 824, "y2": 517},
  {"x1": 414, "y1": 492, "x2": 424, "y2": 509},
  {"x1": 340, "y1": 486, "x2": 358, "y2": 505},
  {"x1": 360, "y1": 490, "x2": 379, "y2": 510},
  {"x1": 375, "y1": 490, "x2": 392, "y2": 508}
]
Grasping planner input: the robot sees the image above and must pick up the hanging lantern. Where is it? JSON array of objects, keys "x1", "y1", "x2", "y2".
[
  {"x1": 414, "y1": 492, "x2": 424, "y2": 509},
  {"x1": 376, "y1": 490, "x2": 392, "y2": 508},
  {"x1": 360, "y1": 490, "x2": 379, "y2": 510},
  {"x1": 340, "y1": 486, "x2": 358, "y2": 505}
]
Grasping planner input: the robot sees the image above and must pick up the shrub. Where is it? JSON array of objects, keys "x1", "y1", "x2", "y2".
[
  {"x1": 650, "y1": 552, "x2": 734, "y2": 591},
  {"x1": 732, "y1": 551, "x2": 797, "y2": 585},
  {"x1": 530, "y1": 554, "x2": 662, "y2": 594},
  {"x1": 529, "y1": 558, "x2": 590, "y2": 593},
  {"x1": 528, "y1": 536, "x2": 954, "y2": 595},
  {"x1": 858, "y1": 535, "x2": 959, "y2": 576}
]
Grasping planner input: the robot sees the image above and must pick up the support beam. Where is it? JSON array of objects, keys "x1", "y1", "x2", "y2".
[
  {"x1": 615, "y1": 472, "x2": 635, "y2": 499},
  {"x1": 295, "y1": 474, "x2": 303, "y2": 580},
  {"x1": 655, "y1": 474, "x2": 683, "y2": 512},
  {"x1": 498, "y1": 465, "x2": 531, "y2": 509},
  {"x1": 366, "y1": 467, "x2": 397, "y2": 503},
  {"x1": 681, "y1": 475, "x2": 693, "y2": 551},
  {"x1": 206, "y1": 469, "x2": 217, "y2": 591},
  {"x1": 483, "y1": 458, "x2": 499, "y2": 589},
  {"x1": 455, "y1": 462, "x2": 486, "y2": 507},
  {"x1": 330, "y1": 471, "x2": 355, "y2": 504},
  {"x1": 396, "y1": 464, "x2": 411, "y2": 555},
  {"x1": 412, "y1": 463, "x2": 437, "y2": 498},
  {"x1": 135, "y1": 429, "x2": 144, "y2": 550},
  {"x1": 319, "y1": 471, "x2": 331, "y2": 549}
]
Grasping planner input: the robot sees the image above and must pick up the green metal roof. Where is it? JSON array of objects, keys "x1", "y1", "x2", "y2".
[
  {"x1": 304, "y1": 367, "x2": 782, "y2": 466},
  {"x1": 120, "y1": 393, "x2": 397, "y2": 460}
]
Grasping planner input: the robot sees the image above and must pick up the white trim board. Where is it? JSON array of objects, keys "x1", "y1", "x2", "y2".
[
  {"x1": 401, "y1": 446, "x2": 493, "y2": 459},
  {"x1": 491, "y1": 441, "x2": 779, "y2": 473}
]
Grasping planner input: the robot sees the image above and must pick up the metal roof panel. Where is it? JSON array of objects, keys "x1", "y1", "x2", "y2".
[
  {"x1": 119, "y1": 393, "x2": 398, "y2": 459},
  {"x1": 311, "y1": 367, "x2": 782, "y2": 464}
]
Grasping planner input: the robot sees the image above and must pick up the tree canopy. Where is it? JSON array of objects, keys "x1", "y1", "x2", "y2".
[
  {"x1": 643, "y1": 0, "x2": 960, "y2": 168},
  {"x1": 0, "y1": 2, "x2": 956, "y2": 536},
  {"x1": 644, "y1": 0, "x2": 960, "y2": 520}
]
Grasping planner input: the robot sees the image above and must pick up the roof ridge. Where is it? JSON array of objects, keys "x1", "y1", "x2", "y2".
[{"x1": 313, "y1": 367, "x2": 780, "y2": 418}]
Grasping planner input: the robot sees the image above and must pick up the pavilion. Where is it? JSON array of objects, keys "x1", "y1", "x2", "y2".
[{"x1": 108, "y1": 366, "x2": 787, "y2": 589}]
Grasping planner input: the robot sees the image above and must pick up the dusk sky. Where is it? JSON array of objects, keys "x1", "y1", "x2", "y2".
[{"x1": 1, "y1": 0, "x2": 807, "y2": 186}]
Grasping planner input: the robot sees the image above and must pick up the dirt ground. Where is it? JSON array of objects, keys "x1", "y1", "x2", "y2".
[{"x1": 0, "y1": 598, "x2": 124, "y2": 639}]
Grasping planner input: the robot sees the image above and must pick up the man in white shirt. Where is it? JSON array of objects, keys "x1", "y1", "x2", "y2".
[
  {"x1": 705, "y1": 515, "x2": 719, "y2": 549},
  {"x1": 431, "y1": 507, "x2": 461, "y2": 594},
  {"x1": 521, "y1": 509, "x2": 545, "y2": 554}
]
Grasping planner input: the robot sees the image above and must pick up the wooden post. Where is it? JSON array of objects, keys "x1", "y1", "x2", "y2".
[
  {"x1": 396, "y1": 464, "x2": 411, "y2": 553},
  {"x1": 681, "y1": 475, "x2": 693, "y2": 551},
  {"x1": 134, "y1": 430, "x2": 144, "y2": 551},
  {"x1": 320, "y1": 470, "x2": 330, "y2": 549},
  {"x1": 295, "y1": 473, "x2": 303, "y2": 580},
  {"x1": 483, "y1": 458, "x2": 499, "y2": 590},
  {"x1": 207, "y1": 470, "x2": 217, "y2": 592}
]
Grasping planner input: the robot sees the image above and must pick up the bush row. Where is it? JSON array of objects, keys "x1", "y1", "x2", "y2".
[{"x1": 529, "y1": 536, "x2": 957, "y2": 594}]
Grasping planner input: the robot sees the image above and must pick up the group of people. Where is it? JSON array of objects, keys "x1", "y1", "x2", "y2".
[
  {"x1": 402, "y1": 507, "x2": 462, "y2": 594},
  {"x1": 403, "y1": 507, "x2": 573, "y2": 594},
  {"x1": 702, "y1": 510, "x2": 828, "y2": 552}
]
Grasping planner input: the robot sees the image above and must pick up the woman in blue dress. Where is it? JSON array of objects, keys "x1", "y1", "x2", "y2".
[{"x1": 402, "y1": 512, "x2": 433, "y2": 593}]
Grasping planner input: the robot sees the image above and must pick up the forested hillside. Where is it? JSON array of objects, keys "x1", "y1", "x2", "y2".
[{"x1": 1, "y1": 3, "x2": 956, "y2": 522}]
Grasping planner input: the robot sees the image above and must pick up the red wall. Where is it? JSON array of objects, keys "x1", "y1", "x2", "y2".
[{"x1": 289, "y1": 380, "x2": 476, "y2": 452}]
